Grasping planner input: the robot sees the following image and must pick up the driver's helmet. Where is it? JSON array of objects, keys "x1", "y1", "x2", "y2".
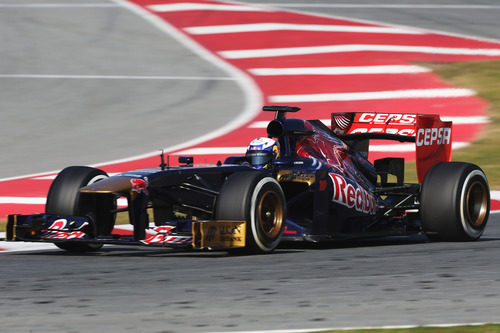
[{"x1": 246, "y1": 137, "x2": 280, "y2": 169}]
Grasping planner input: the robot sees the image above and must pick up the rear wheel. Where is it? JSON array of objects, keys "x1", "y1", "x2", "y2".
[
  {"x1": 215, "y1": 172, "x2": 286, "y2": 253},
  {"x1": 420, "y1": 162, "x2": 489, "y2": 241},
  {"x1": 46, "y1": 166, "x2": 116, "y2": 252}
]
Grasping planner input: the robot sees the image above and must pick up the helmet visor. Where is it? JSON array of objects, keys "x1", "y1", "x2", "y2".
[{"x1": 246, "y1": 150, "x2": 274, "y2": 167}]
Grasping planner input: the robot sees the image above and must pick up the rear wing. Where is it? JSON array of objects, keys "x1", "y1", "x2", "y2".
[{"x1": 331, "y1": 112, "x2": 452, "y2": 183}]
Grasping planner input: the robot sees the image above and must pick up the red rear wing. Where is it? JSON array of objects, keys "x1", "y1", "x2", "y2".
[{"x1": 331, "y1": 112, "x2": 452, "y2": 183}]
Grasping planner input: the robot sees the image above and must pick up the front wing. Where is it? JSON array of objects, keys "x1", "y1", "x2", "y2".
[{"x1": 6, "y1": 214, "x2": 246, "y2": 250}]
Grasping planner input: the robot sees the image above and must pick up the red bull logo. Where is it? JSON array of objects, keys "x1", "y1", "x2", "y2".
[
  {"x1": 130, "y1": 177, "x2": 148, "y2": 195},
  {"x1": 329, "y1": 173, "x2": 377, "y2": 215}
]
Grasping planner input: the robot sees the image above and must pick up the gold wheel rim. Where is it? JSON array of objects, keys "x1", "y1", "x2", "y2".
[
  {"x1": 465, "y1": 180, "x2": 488, "y2": 227},
  {"x1": 257, "y1": 190, "x2": 284, "y2": 239}
]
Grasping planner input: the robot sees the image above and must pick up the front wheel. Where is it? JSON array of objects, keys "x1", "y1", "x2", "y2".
[
  {"x1": 420, "y1": 162, "x2": 490, "y2": 241},
  {"x1": 46, "y1": 166, "x2": 116, "y2": 252},
  {"x1": 215, "y1": 171, "x2": 286, "y2": 253}
]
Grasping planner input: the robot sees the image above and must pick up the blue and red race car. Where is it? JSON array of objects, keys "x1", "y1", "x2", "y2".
[{"x1": 6, "y1": 105, "x2": 490, "y2": 253}]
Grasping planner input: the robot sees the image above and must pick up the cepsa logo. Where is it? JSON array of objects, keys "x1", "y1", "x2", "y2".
[
  {"x1": 358, "y1": 113, "x2": 417, "y2": 124},
  {"x1": 350, "y1": 113, "x2": 417, "y2": 136},
  {"x1": 416, "y1": 127, "x2": 451, "y2": 146},
  {"x1": 329, "y1": 173, "x2": 377, "y2": 215}
]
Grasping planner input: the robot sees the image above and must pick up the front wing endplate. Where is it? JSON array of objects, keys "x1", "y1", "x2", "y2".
[{"x1": 192, "y1": 220, "x2": 246, "y2": 250}]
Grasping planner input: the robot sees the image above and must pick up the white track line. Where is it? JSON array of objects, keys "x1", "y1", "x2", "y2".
[
  {"x1": 148, "y1": 3, "x2": 273, "y2": 12},
  {"x1": 184, "y1": 23, "x2": 423, "y2": 35},
  {"x1": 207, "y1": 322, "x2": 498, "y2": 333},
  {"x1": 174, "y1": 147, "x2": 247, "y2": 155},
  {"x1": 269, "y1": 88, "x2": 475, "y2": 103},
  {"x1": 33, "y1": 172, "x2": 120, "y2": 180},
  {"x1": 253, "y1": 3, "x2": 500, "y2": 9},
  {"x1": 0, "y1": 169, "x2": 61, "y2": 183},
  {"x1": 0, "y1": 242, "x2": 59, "y2": 253},
  {"x1": 248, "y1": 65, "x2": 431, "y2": 76},
  {"x1": 0, "y1": 74, "x2": 234, "y2": 80},
  {"x1": 0, "y1": 197, "x2": 46, "y2": 205},
  {"x1": 219, "y1": 44, "x2": 500, "y2": 59},
  {"x1": 0, "y1": 197, "x2": 127, "y2": 205},
  {"x1": 0, "y1": 3, "x2": 118, "y2": 8},
  {"x1": 440, "y1": 116, "x2": 490, "y2": 124}
]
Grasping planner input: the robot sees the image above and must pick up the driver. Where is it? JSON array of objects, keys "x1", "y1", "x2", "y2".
[{"x1": 245, "y1": 137, "x2": 280, "y2": 169}]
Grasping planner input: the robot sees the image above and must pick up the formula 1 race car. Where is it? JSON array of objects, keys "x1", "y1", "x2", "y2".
[{"x1": 6, "y1": 106, "x2": 490, "y2": 253}]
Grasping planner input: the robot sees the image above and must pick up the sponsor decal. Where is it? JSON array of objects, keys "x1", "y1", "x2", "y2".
[
  {"x1": 48, "y1": 218, "x2": 67, "y2": 231},
  {"x1": 277, "y1": 170, "x2": 316, "y2": 186},
  {"x1": 350, "y1": 127, "x2": 415, "y2": 136},
  {"x1": 131, "y1": 177, "x2": 149, "y2": 195},
  {"x1": 192, "y1": 221, "x2": 246, "y2": 249},
  {"x1": 329, "y1": 173, "x2": 377, "y2": 215},
  {"x1": 141, "y1": 226, "x2": 193, "y2": 245},
  {"x1": 143, "y1": 235, "x2": 193, "y2": 245},
  {"x1": 343, "y1": 113, "x2": 417, "y2": 136},
  {"x1": 415, "y1": 115, "x2": 452, "y2": 183},
  {"x1": 357, "y1": 113, "x2": 417, "y2": 124},
  {"x1": 416, "y1": 127, "x2": 451, "y2": 146},
  {"x1": 205, "y1": 224, "x2": 244, "y2": 243},
  {"x1": 331, "y1": 113, "x2": 355, "y2": 134},
  {"x1": 332, "y1": 113, "x2": 355, "y2": 134},
  {"x1": 44, "y1": 219, "x2": 87, "y2": 240}
]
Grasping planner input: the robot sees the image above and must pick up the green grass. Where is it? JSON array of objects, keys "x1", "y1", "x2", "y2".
[
  {"x1": 405, "y1": 60, "x2": 500, "y2": 188},
  {"x1": 313, "y1": 324, "x2": 500, "y2": 333}
]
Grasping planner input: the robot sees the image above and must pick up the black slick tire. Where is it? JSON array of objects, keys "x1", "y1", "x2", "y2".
[
  {"x1": 420, "y1": 162, "x2": 490, "y2": 241},
  {"x1": 215, "y1": 171, "x2": 286, "y2": 253}
]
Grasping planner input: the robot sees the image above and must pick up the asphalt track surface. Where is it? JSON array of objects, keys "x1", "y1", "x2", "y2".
[
  {"x1": 1, "y1": 215, "x2": 500, "y2": 333},
  {"x1": 2, "y1": 1, "x2": 500, "y2": 332}
]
